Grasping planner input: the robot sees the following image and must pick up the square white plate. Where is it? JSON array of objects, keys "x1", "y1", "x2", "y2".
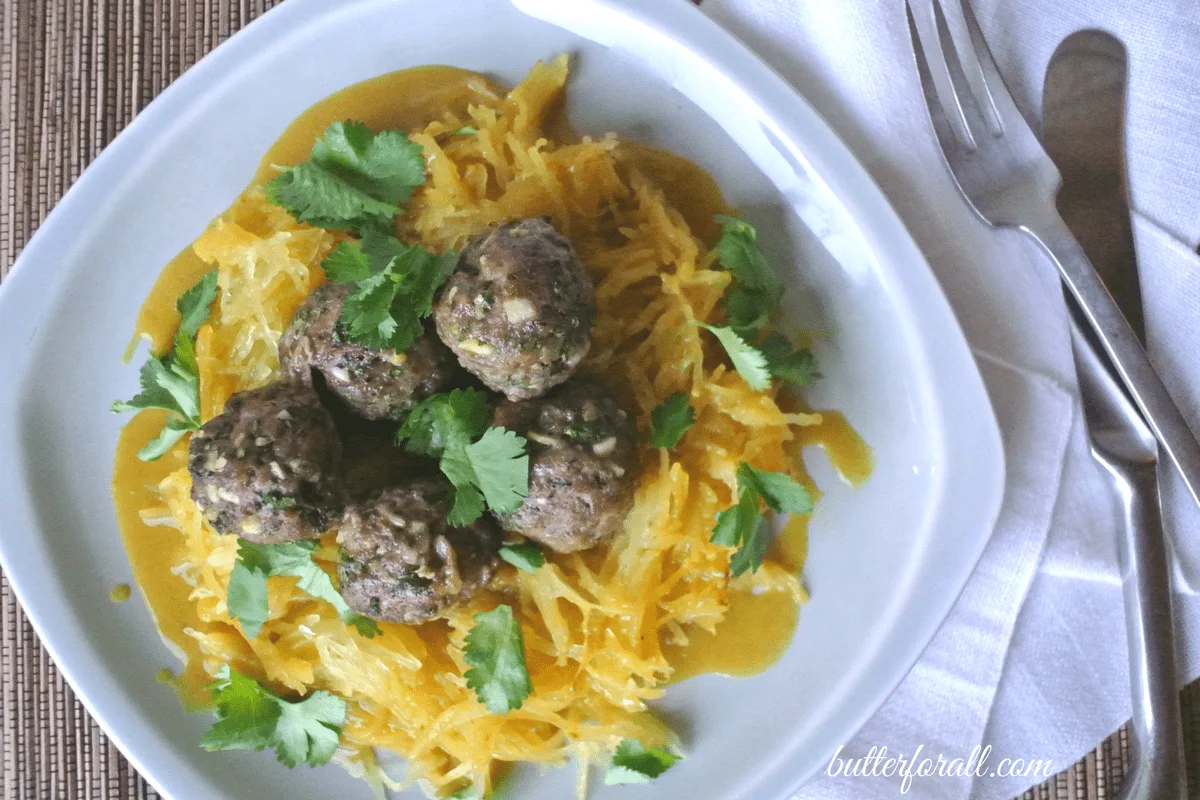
[{"x1": 0, "y1": 0, "x2": 1004, "y2": 798}]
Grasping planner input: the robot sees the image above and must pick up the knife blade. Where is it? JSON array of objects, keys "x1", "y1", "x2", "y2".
[{"x1": 1043, "y1": 30, "x2": 1144, "y2": 340}]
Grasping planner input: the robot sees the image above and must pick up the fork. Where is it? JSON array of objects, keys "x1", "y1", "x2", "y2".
[{"x1": 905, "y1": 0, "x2": 1200, "y2": 515}]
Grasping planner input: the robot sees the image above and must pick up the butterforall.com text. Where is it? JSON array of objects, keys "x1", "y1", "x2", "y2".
[{"x1": 825, "y1": 745, "x2": 1054, "y2": 794}]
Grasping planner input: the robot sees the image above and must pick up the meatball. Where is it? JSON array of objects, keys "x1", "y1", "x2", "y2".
[
  {"x1": 188, "y1": 383, "x2": 343, "y2": 544},
  {"x1": 433, "y1": 218, "x2": 595, "y2": 401},
  {"x1": 337, "y1": 479, "x2": 501, "y2": 624},
  {"x1": 491, "y1": 377, "x2": 638, "y2": 553},
  {"x1": 279, "y1": 282, "x2": 458, "y2": 420}
]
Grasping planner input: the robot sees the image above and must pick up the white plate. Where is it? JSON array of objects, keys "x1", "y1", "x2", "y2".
[{"x1": 0, "y1": 0, "x2": 1004, "y2": 798}]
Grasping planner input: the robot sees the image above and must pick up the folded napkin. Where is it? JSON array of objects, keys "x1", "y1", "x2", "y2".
[{"x1": 698, "y1": 0, "x2": 1200, "y2": 797}]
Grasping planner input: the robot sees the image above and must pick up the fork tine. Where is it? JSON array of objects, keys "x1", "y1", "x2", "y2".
[
  {"x1": 936, "y1": 0, "x2": 1004, "y2": 136},
  {"x1": 906, "y1": 0, "x2": 977, "y2": 151}
]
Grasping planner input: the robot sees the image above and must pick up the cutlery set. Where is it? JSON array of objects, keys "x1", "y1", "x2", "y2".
[{"x1": 908, "y1": 0, "x2": 1196, "y2": 795}]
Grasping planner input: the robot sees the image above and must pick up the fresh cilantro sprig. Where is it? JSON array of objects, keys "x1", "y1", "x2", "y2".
[
  {"x1": 650, "y1": 392, "x2": 696, "y2": 449},
  {"x1": 322, "y1": 232, "x2": 458, "y2": 352},
  {"x1": 463, "y1": 605, "x2": 533, "y2": 714},
  {"x1": 498, "y1": 541, "x2": 545, "y2": 573},
  {"x1": 711, "y1": 462, "x2": 814, "y2": 576},
  {"x1": 699, "y1": 324, "x2": 772, "y2": 391},
  {"x1": 758, "y1": 333, "x2": 822, "y2": 387},
  {"x1": 604, "y1": 739, "x2": 681, "y2": 785},
  {"x1": 111, "y1": 270, "x2": 218, "y2": 460},
  {"x1": 707, "y1": 216, "x2": 822, "y2": 390},
  {"x1": 266, "y1": 120, "x2": 426, "y2": 235},
  {"x1": 714, "y1": 214, "x2": 784, "y2": 335},
  {"x1": 396, "y1": 390, "x2": 529, "y2": 526},
  {"x1": 200, "y1": 665, "x2": 346, "y2": 768},
  {"x1": 227, "y1": 539, "x2": 380, "y2": 639}
]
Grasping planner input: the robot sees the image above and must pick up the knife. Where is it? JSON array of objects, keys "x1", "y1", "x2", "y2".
[{"x1": 1045, "y1": 31, "x2": 1186, "y2": 799}]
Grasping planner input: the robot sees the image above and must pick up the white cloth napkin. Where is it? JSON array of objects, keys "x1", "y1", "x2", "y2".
[{"x1": 697, "y1": 1, "x2": 1200, "y2": 797}]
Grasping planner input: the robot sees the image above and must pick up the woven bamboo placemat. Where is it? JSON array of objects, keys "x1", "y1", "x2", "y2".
[{"x1": 0, "y1": 1, "x2": 1196, "y2": 798}]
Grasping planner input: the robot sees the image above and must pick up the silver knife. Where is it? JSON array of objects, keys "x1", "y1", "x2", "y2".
[{"x1": 1046, "y1": 31, "x2": 1185, "y2": 799}]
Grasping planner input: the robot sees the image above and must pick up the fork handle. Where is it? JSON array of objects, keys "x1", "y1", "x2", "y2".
[
  {"x1": 1092, "y1": 453, "x2": 1187, "y2": 800},
  {"x1": 1023, "y1": 214, "x2": 1200, "y2": 512}
]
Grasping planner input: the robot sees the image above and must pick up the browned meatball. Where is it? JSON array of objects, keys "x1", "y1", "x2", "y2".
[
  {"x1": 279, "y1": 282, "x2": 459, "y2": 420},
  {"x1": 188, "y1": 383, "x2": 343, "y2": 544},
  {"x1": 337, "y1": 479, "x2": 501, "y2": 624},
  {"x1": 433, "y1": 218, "x2": 595, "y2": 401},
  {"x1": 491, "y1": 377, "x2": 638, "y2": 553}
]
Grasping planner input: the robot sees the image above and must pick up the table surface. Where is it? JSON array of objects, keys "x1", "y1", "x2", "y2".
[{"x1": 0, "y1": 1, "x2": 1196, "y2": 798}]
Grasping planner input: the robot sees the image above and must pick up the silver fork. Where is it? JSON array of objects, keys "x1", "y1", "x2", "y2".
[{"x1": 905, "y1": 0, "x2": 1200, "y2": 513}]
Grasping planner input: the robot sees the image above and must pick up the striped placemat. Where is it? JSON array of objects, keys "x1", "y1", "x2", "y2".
[{"x1": 0, "y1": 1, "x2": 1195, "y2": 798}]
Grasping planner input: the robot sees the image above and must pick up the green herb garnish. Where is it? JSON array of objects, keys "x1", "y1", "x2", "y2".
[
  {"x1": 111, "y1": 270, "x2": 218, "y2": 460},
  {"x1": 650, "y1": 392, "x2": 695, "y2": 449},
  {"x1": 463, "y1": 605, "x2": 533, "y2": 714},
  {"x1": 498, "y1": 542, "x2": 545, "y2": 573},
  {"x1": 604, "y1": 739, "x2": 681, "y2": 785},
  {"x1": 396, "y1": 390, "x2": 529, "y2": 526},
  {"x1": 200, "y1": 665, "x2": 346, "y2": 768},
  {"x1": 321, "y1": 232, "x2": 457, "y2": 352},
  {"x1": 266, "y1": 120, "x2": 426, "y2": 235},
  {"x1": 714, "y1": 215, "x2": 784, "y2": 334},
  {"x1": 758, "y1": 332, "x2": 821, "y2": 388},
  {"x1": 699, "y1": 324, "x2": 771, "y2": 391},
  {"x1": 227, "y1": 539, "x2": 380, "y2": 639},
  {"x1": 711, "y1": 462, "x2": 813, "y2": 576}
]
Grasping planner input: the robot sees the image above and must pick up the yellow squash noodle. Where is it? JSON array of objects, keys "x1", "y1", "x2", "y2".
[{"x1": 139, "y1": 56, "x2": 819, "y2": 799}]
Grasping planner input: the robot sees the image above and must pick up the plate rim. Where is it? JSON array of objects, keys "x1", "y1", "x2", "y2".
[{"x1": 0, "y1": 0, "x2": 1006, "y2": 797}]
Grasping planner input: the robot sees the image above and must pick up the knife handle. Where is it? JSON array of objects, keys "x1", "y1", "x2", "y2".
[
  {"x1": 1091, "y1": 453, "x2": 1186, "y2": 800},
  {"x1": 1024, "y1": 213, "x2": 1200, "y2": 512}
]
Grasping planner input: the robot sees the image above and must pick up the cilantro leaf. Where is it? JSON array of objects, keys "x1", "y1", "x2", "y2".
[
  {"x1": 228, "y1": 540, "x2": 381, "y2": 639},
  {"x1": 266, "y1": 161, "x2": 400, "y2": 233},
  {"x1": 444, "y1": 482, "x2": 487, "y2": 528},
  {"x1": 650, "y1": 393, "x2": 695, "y2": 449},
  {"x1": 327, "y1": 232, "x2": 458, "y2": 352},
  {"x1": 266, "y1": 121, "x2": 426, "y2": 234},
  {"x1": 176, "y1": 269, "x2": 219, "y2": 339},
  {"x1": 499, "y1": 541, "x2": 545, "y2": 573},
  {"x1": 464, "y1": 428, "x2": 530, "y2": 514},
  {"x1": 136, "y1": 416, "x2": 195, "y2": 461},
  {"x1": 380, "y1": 243, "x2": 460, "y2": 352},
  {"x1": 737, "y1": 462, "x2": 813, "y2": 515},
  {"x1": 321, "y1": 241, "x2": 375, "y2": 283},
  {"x1": 200, "y1": 665, "x2": 346, "y2": 768},
  {"x1": 396, "y1": 389, "x2": 491, "y2": 456},
  {"x1": 110, "y1": 357, "x2": 197, "y2": 419},
  {"x1": 112, "y1": 270, "x2": 217, "y2": 460},
  {"x1": 226, "y1": 560, "x2": 270, "y2": 638},
  {"x1": 463, "y1": 605, "x2": 533, "y2": 714},
  {"x1": 711, "y1": 462, "x2": 812, "y2": 576},
  {"x1": 604, "y1": 739, "x2": 680, "y2": 785},
  {"x1": 439, "y1": 428, "x2": 529, "y2": 526},
  {"x1": 714, "y1": 215, "x2": 783, "y2": 331},
  {"x1": 312, "y1": 122, "x2": 427, "y2": 206},
  {"x1": 699, "y1": 324, "x2": 771, "y2": 391},
  {"x1": 396, "y1": 393, "x2": 528, "y2": 526},
  {"x1": 758, "y1": 333, "x2": 821, "y2": 387},
  {"x1": 711, "y1": 489, "x2": 766, "y2": 578},
  {"x1": 341, "y1": 270, "x2": 400, "y2": 348}
]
